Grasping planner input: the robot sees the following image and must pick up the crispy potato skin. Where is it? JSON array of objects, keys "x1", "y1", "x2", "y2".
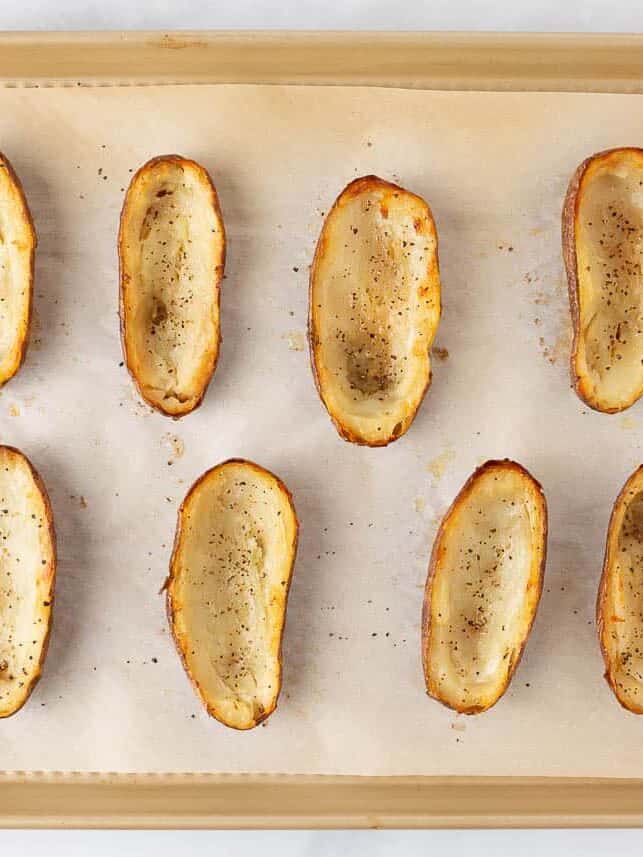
[
  {"x1": 119, "y1": 154, "x2": 225, "y2": 418},
  {"x1": 562, "y1": 147, "x2": 643, "y2": 413},
  {"x1": 166, "y1": 458, "x2": 299, "y2": 730},
  {"x1": 0, "y1": 445, "x2": 56, "y2": 718},
  {"x1": 309, "y1": 175, "x2": 440, "y2": 447},
  {"x1": 421, "y1": 459, "x2": 547, "y2": 715},
  {"x1": 597, "y1": 465, "x2": 643, "y2": 714},
  {"x1": 0, "y1": 152, "x2": 36, "y2": 388}
]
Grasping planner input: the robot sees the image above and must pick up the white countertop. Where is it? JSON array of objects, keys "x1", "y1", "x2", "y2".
[
  {"x1": 3, "y1": 0, "x2": 643, "y2": 32},
  {"x1": 1, "y1": 1, "x2": 642, "y2": 853}
]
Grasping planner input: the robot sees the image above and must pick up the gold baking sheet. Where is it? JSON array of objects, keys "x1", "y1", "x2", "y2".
[{"x1": 1, "y1": 31, "x2": 643, "y2": 828}]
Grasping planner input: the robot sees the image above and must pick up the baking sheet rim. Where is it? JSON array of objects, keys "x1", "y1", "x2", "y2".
[
  {"x1": 2, "y1": 30, "x2": 643, "y2": 91},
  {"x1": 3, "y1": 773, "x2": 643, "y2": 829}
]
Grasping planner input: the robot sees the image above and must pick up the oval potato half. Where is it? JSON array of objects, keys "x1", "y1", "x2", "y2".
[
  {"x1": 0, "y1": 446, "x2": 56, "y2": 718},
  {"x1": 0, "y1": 152, "x2": 36, "y2": 386},
  {"x1": 598, "y1": 465, "x2": 643, "y2": 713},
  {"x1": 167, "y1": 459, "x2": 298, "y2": 729},
  {"x1": 422, "y1": 460, "x2": 547, "y2": 714},
  {"x1": 309, "y1": 175, "x2": 441, "y2": 446},
  {"x1": 563, "y1": 148, "x2": 643, "y2": 413},
  {"x1": 119, "y1": 155, "x2": 225, "y2": 417}
]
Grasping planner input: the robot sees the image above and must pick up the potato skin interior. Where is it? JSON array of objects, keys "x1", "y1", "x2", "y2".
[
  {"x1": 0, "y1": 445, "x2": 56, "y2": 718},
  {"x1": 598, "y1": 465, "x2": 643, "y2": 714},
  {"x1": 167, "y1": 459, "x2": 298, "y2": 730},
  {"x1": 563, "y1": 147, "x2": 643, "y2": 413},
  {"x1": 309, "y1": 175, "x2": 441, "y2": 446},
  {"x1": 422, "y1": 460, "x2": 547, "y2": 715},
  {"x1": 119, "y1": 154, "x2": 225, "y2": 417},
  {"x1": 0, "y1": 152, "x2": 36, "y2": 387}
]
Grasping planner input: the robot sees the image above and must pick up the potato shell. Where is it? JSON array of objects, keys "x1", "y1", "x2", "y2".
[
  {"x1": 166, "y1": 458, "x2": 298, "y2": 730},
  {"x1": 119, "y1": 154, "x2": 225, "y2": 418},
  {"x1": 422, "y1": 459, "x2": 547, "y2": 714},
  {"x1": 309, "y1": 175, "x2": 441, "y2": 446},
  {"x1": 0, "y1": 445, "x2": 56, "y2": 718},
  {"x1": 0, "y1": 152, "x2": 36, "y2": 387},
  {"x1": 597, "y1": 465, "x2": 643, "y2": 713},
  {"x1": 563, "y1": 147, "x2": 643, "y2": 413}
]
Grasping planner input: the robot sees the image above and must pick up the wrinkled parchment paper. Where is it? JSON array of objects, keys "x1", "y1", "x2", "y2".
[{"x1": 0, "y1": 85, "x2": 642, "y2": 775}]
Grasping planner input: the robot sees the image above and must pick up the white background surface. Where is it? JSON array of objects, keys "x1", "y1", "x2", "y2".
[{"x1": 1, "y1": 0, "x2": 643, "y2": 853}]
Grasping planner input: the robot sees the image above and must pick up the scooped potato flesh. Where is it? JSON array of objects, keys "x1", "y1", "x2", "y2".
[
  {"x1": 313, "y1": 180, "x2": 439, "y2": 442},
  {"x1": 427, "y1": 467, "x2": 544, "y2": 711},
  {"x1": 122, "y1": 161, "x2": 222, "y2": 412},
  {"x1": 171, "y1": 464, "x2": 296, "y2": 728},
  {"x1": 575, "y1": 153, "x2": 643, "y2": 409}
]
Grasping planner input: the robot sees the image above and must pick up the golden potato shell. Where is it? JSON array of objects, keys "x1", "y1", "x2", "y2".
[
  {"x1": 0, "y1": 445, "x2": 56, "y2": 718},
  {"x1": 119, "y1": 154, "x2": 225, "y2": 417},
  {"x1": 0, "y1": 152, "x2": 36, "y2": 387},
  {"x1": 167, "y1": 459, "x2": 298, "y2": 730},
  {"x1": 563, "y1": 148, "x2": 643, "y2": 413},
  {"x1": 597, "y1": 465, "x2": 643, "y2": 713},
  {"x1": 422, "y1": 459, "x2": 547, "y2": 714},
  {"x1": 309, "y1": 175, "x2": 441, "y2": 446}
]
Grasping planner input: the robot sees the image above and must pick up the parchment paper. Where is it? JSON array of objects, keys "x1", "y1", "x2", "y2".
[{"x1": 0, "y1": 84, "x2": 642, "y2": 775}]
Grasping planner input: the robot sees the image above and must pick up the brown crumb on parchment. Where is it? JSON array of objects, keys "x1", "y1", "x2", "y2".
[{"x1": 432, "y1": 346, "x2": 449, "y2": 361}]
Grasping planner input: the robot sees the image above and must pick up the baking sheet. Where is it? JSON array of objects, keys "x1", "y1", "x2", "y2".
[{"x1": 0, "y1": 84, "x2": 641, "y2": 776}]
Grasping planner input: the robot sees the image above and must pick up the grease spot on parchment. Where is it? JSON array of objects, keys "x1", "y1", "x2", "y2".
[
  {"x1": 451, "y1": 719, "x2": 466, "y2": 733},
  {"x1": 282, "y1": 331, "x2": 306, "y2": 352},
  {"x1": 162, "y1": 433, "x2": 185, "y2": 461},
  {"x1": 620, "y1": 416, "x2": 636, "y2": 430},
  {"x1": 427, "y1": 447, "x2": 455, "y2": 481},
  {"x1": 414, "y1": 497, "x2": 426, "y2": 513},
  {"x1": 9, "y1": 404, "x2": 20, "y2": 417}
]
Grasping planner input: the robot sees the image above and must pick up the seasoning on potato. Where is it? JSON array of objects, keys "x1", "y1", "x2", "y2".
[
  {"x1": 309, "y1": 175, "x2": 441, "y2": 446},
  {"x1": 563, "y1": 148, "x2": 643, "y2": 413},
  {"x1": 422, "y1": 459, "x2": 547, "y2": 714},
  {"x1": 166, "y1": 459, "x2": 298, "y2": 729},
  {"x1": 119, "y1": 155, "x2": 225, "y2": 417}
]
